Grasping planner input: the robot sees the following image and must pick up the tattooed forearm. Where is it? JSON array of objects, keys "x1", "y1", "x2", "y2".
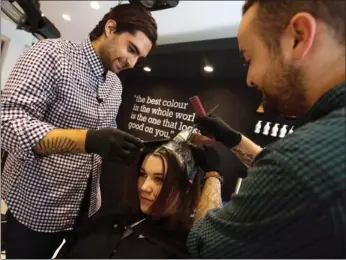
[
  {"x1": 231, "y1": 135, "x2": 263, "y2": 168},
  {"x1": 34, "y1": 129, "x2": 88, "y2": 156},
  {"x1": 194, "y1": 174, "x2": 222, "y2": 222},
  {"x1": 231, "y1": 148, "x2": 255, "y2": 168},
  {"x1": 35, "y1": 137, "x2": 80, "y2": 155}
]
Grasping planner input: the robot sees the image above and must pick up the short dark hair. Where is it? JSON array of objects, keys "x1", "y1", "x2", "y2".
[
  {"x1": 122, "y1": 143, "x2": 200, "y2": 229},
  {"x1": 89, "y1": 3, "x2": 158, "y2": 46},
  {"x1": 242, "y1": 0, "x2": 345, "y2": 50}
]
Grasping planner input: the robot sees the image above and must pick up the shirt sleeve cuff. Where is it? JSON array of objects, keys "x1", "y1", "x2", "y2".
[
  {"x1": 25, "y1": 120, "x2": 56, "y2": 160},
  {"x1": 6, "y1": 118, "x2": 56, "y2": 160}
]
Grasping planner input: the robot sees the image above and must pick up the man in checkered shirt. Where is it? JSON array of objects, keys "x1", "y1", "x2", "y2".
[
  {"x1": 189, "y1": 0, "x2": 345, "y2": 258},
  {"x1": 1, "y1": 4, "x2": 157, "y2": 259}
]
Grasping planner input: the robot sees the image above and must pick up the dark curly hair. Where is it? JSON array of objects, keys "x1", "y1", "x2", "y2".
[{"x1": 89, "y1": 3, "x2": 158, "y2": 46}]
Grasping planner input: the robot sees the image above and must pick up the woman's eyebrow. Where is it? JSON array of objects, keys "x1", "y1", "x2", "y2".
[{"x1": 140, "y1": 169, "x2": 163, "y2": 176}]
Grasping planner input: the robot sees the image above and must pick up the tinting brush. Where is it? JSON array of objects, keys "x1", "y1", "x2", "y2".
[{"x1": 173, "y1": 128, "x2": 194, "y2": 143}]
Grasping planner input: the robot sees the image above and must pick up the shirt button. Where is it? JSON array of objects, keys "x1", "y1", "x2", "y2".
[{"x1": 114, "y1": 224, "x2": 118, "y2": 228}]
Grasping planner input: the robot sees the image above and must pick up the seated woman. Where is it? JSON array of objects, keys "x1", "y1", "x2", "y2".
[{"x1": 55, "y1": 139, "x2": 203, "y2": 259}]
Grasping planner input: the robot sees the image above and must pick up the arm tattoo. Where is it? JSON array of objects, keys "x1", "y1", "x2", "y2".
[
  {"x1": 35, "y1": 136, "x2": 80, "y2": 156},
  {"x1": 194, "y1": 177, "x2": 222, "y2": 222},
  {"x1": 231, "y1": 147, "x2": 255, "y2": 168}
]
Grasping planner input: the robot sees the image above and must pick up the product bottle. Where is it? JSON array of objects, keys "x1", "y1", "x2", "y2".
[
  {"x1": 263, "y1": 122, "x2": 271, "y2": 135},
  {"x1": 271, "y1": 123, "x2": 280, "y2": 137},
  {"x1": 279, "y1": 125, "x2": 288, "y2": 138},
  {"x1": 254, "y1": 120, "x2": 262, "y2": 133}
]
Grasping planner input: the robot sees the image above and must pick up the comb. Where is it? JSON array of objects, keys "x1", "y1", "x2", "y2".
[
  {"x1": 189, "y1": 96, "x2": 218, "y2": 141},
  {"x1": 189, "y1": 96, "x2": 207, "y2": 116}
]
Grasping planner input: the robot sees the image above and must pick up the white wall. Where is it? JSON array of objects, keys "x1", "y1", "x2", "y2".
[
  {"x1": 1, "y1": 13, "x2": 37, "y2": 89},
  {"x1": 1, "y1": 12, "x2": 37, "y2": 214},
  {"x1": 1, "y1": 14, "x2": 37, "y2": 213},
  {"x1": 39, "y1": 1, "x2": 244, "y2": 45}
]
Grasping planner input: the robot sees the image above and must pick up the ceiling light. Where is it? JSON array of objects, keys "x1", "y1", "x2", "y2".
[
  {"x1": 128, "y1": 0, "x2": 179, "y2": 11},
  {"x1": 90, "y1": 1, "x2": 100, "y2": 10},
  {"x1": 204, "y1": 65, "x2": 214, "y2": 73},
  {"x1": 62, "y1": 14, "x2": 71, "y2": 21},
  {"x1": 143, "y1": 66, "x2": 151, "y2": 72}
]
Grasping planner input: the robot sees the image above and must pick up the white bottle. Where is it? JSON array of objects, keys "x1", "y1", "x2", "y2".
[
  {"x1": 254, "y1": 120, "x2": 262, "y2": 133},
  {"x1": 271, "y1": 123, "x2": 280, "y2": 137},
  {"x1": 289, "y1": 126, "x2": 294, "y2": 134},
  {"x1": 263, "y1": 122, "x2": 271, "y2": 135},
  {"x1": 279, "y1": 125, "x2": 288, "y2": 138}
]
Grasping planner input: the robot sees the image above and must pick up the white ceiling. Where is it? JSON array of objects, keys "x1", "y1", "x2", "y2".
[{"x1": 40, "y1": 1, "x2": 244, "y2": 45}]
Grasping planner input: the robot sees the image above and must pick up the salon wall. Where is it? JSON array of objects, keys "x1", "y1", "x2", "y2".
[
  {"x1": 115, "y1": 75, "x2": 296, "y2": 201},
  {"x1": 99, "y1": 37, "x2": 297, "y2": 203}
]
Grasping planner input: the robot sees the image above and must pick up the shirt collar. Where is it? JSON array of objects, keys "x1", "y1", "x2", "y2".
[
  {"x1": 295, "y1": 80, "x2": 345, "y2": 129},
  {"x1": 82, "y1": 37, "x2": 106, "y2": 78}
]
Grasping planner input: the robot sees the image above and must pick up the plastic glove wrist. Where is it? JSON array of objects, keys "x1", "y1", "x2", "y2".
[
  {"x1": 85, "y1": 130, "x2": 99, "y2": 154},
  {"x1": 224, "y1": 131, "x2": 242, "y2": 148}
]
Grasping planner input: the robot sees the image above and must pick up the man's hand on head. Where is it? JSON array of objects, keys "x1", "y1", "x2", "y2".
[{"x1": 85, "y1": 128, "x2": 144, "y2": 162}]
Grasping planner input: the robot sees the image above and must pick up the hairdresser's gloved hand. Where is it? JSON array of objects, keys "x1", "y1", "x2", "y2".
[
  {"x1": 85, "y1": 128, "x2": 144, "y2": 162},
  {"x1": 190, "y1": 140, "x2": 230, "y2": 176},
  {"x1": 194, "y1": 115, "x2": 242, "y2": 148}
]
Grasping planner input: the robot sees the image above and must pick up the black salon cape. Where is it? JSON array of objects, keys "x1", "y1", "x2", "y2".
[
  {"x1": 55, "y1": 159, "x2": 190, "y2": 259},
  {"x1": 56, "y1": 213, "x2": 190, "y2": 259}
]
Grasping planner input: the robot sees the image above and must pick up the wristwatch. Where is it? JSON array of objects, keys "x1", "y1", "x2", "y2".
[{"x1": 203, "y1": 171, "x2": 223, "y2": 185}]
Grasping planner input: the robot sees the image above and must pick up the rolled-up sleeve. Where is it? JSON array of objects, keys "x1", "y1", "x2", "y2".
[{"x1": 1, "y1": 40, "x2": 59, "y2": 160}]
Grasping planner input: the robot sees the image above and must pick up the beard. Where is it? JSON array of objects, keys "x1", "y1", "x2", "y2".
[{"x1": 261, "y1": 54, "x2": 309, "y2": 117}]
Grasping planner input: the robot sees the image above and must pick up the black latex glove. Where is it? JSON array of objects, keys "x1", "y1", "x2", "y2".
[
  {"x1": 194, "y1": 115, "x2": 242, "y2": 148},
  {"x1": 190, "y1": 140, "x2": 230, "y2": 176},
  {"x1": 85, "y1": 128, "x2": 144, "y2": 162}
]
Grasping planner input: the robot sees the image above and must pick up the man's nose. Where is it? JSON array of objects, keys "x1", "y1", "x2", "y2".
[{"x1": 128, "y1": 56, "x2": 138, "y2": 69}]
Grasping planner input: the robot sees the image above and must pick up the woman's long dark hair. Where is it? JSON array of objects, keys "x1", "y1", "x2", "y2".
[{"x1": 122, "y1": 143, "x2": 200, "y2": 229}]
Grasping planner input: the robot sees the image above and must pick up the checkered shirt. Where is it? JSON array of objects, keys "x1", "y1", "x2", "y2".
[
  {"x1": 1, "y1": 38, "x2": 123, "y2": 232},
  {"x1": 187, "y1": 81, "x2": 346, "y2": 258}
]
